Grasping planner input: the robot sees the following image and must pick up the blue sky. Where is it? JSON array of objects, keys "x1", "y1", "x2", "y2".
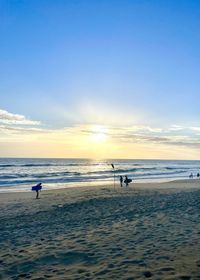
[{"x1": 1, "y1": 0, "x2": 200, "y2": 158}]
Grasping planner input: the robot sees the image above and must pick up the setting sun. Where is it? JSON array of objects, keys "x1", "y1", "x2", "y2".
[{"x1": 90, "y1": 126, "x2": 108, "y2": 143}]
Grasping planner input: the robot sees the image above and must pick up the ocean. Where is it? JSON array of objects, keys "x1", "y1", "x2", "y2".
[{"x1": 0, "y1": 158, "x2": 200, "y2": 192}]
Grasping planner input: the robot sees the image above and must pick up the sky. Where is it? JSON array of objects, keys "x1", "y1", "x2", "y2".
[{"x1": 1, "y1": 0, "x2": 200, "y2": 159}]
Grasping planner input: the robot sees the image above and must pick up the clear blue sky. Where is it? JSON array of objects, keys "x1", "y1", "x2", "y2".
[{"x1": 1, "y1": 0, "x2": 200, "y2": 158}]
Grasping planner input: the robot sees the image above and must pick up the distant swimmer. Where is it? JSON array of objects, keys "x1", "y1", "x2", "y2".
[{"x1": 120, "y1": 176, "x2": 123, "y2": 187}]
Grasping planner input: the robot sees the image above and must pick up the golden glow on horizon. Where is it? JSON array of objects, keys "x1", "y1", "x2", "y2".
[
  {"x1": 2, "y1": 122, "x2": 200, "y2": 160},
  {"x1": 90, "y1": 125, "x2": 108, "y2": 144}
]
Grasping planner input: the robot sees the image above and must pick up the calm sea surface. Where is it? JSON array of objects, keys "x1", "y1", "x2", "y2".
[{"x1": 0, "y1": 158, "x2": 200, "y2": 192}]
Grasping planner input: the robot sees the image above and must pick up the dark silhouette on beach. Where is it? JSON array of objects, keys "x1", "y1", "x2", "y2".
[
  {"x1": 189, "y1": 173, "x2": 193, "y2": 179},
  {"x1": 32, "y1": 183, "x2": 42, "y2": 199},
  {"x1": 120, "y1": 176, "x2": 123, "y2": 187},
  {"x1": 36, "y1": 189, "x2": 39, "y2": 199},
  {"x1": 197, "y1": 173, "x2": 200, "y2": 179},
  {"x1": 124, "y1": 176, "x2": 132, "y2": 187}
]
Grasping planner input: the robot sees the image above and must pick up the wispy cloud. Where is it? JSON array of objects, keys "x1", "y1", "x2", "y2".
[
  {"x1": 0, "y1": 109, "x2": 40, "y2": 125},
  {"x1": 78, "y1": 124, "x2": 200, "y2": 148},
  {"x1": 168, "y1": 125, "x2": 185, "y2": 131},
  {"x1": 1, "y1": 109, "x2": 200, "y2": 150},
  {"x1": 190, "y1": 126, "x2": 200, "y2": 132},
  {"x1": 66, "y1": 124, "x2": 199, "y2": 148},
  {"x1": 0, "y1": 125, "x2": 48, "y2": 134}
]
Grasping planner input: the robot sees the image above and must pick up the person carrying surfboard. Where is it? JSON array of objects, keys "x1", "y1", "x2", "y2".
[
  {"x1": 32, "y1": 182, "x2": 42, "y2": 199},
  {"x1": 124, "y1": 176, "x2": 132, "y2": 187}
]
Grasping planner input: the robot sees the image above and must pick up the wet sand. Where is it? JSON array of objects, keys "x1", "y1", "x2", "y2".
[{"x1": 0, "y1": 180, "x2": 200, "y2": 279}]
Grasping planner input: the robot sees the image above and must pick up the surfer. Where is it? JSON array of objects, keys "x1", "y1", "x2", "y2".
[
  {"x1": 32, "y1": 182, "x2": 42, "y2": 199},
  {"x1": 124, "y1": 176, "x2": 130, "y2": 187}
]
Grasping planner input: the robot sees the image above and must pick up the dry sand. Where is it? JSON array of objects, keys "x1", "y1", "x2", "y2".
[{"x1": 0, "y1": 180, "x2": 200, "y2": 280}]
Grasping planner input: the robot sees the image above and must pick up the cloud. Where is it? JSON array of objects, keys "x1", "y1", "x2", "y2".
[
  {"x1": 168, "y1": 125, "x2": 200, "y2": 134},
  {"x1": 0, "y1": 125, "x2": 48, "y2": 134},
  {"x1": 190, "y1": 126, "x2": 200, "y2": 132},
  {"x1": 0, "y1": 109, "x2": 40, "y2": 125},
  {"x1": 1, "y1": 110, "x2": 200, "y2": 150},
  {"x1": 168, "y1": 125, "x2": 185, "y2": 131},
  {"x1": 80, "y1": 125, "x2": 200, "y2": 149}
]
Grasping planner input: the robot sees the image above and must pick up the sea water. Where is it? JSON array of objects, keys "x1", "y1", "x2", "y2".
[{"x1": 0, "y1": 158, "x2": 200, "y2": 192}]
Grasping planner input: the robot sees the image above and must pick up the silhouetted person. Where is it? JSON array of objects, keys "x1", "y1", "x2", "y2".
[
  {"x1": 189, "y1": 173, "x2": 193, "y2": 179},
  {"x1": 124, "y1": 176, "x2": 129, "y2": 187},
  {"x1": 120, "y1": 176, "x2": 123, "y2": 187},
  {"x1": 197, "y1": 173, "x2": 200, "y2": 179},
  {"x1": 32, "y1": 182, "x2": 42, "y2": 199}
]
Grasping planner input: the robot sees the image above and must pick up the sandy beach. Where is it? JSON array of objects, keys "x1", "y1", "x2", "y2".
[{"x1": 0, "y1": 180, "x2": 200, "y2": 280}]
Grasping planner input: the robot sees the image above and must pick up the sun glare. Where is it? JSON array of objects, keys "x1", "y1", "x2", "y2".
[{"x1": 90, "y1": 126, "x2": 108, "y2": 143}]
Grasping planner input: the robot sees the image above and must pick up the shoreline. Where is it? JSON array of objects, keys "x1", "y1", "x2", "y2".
[
  {"x1": 0, "y1": 177, "x2": 200, "y2": 194},
  {"x1": 1, "y1": 158, "x2": 200, "y2": 195}
]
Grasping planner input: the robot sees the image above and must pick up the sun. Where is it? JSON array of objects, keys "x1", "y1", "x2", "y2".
[{"x1": 90, "y1": 125, "x2": 108, "y2": 143}]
